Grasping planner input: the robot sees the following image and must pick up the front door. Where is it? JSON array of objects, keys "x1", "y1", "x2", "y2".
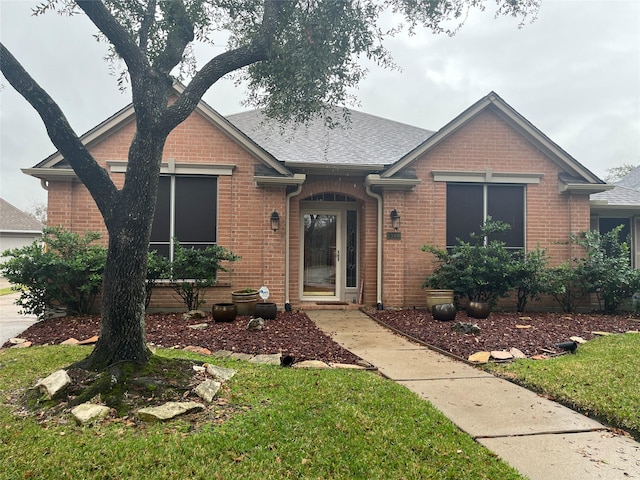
[{"x1": 301, "y1": 211, "x2": 342, "y2": 300}]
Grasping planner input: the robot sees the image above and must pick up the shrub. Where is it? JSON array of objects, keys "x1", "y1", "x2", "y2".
[
  {"x1": 574, "y1": 227, "x2": 637, "y2": 313},
  {"x1": 512, "y1": 246, "x2": 548, "y2": 312},
  {"x1": 422, "y1": 219, "x2": 518, "y2": 306},
  {"x1": 170, "y1": 240, "x2": 240, "y2": 311},
  {"x1": 145, "y1": 250, "x2": 171, "y2": 309},
  {"x1": 1, "y1": 227, "x2": 106, "y2": 318}
]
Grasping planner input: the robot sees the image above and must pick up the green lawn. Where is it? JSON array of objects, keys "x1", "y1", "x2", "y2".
[
  {"x1": 0, "y1": 287, "x2": 14, "y2": 296},
  {"x1": 0, "y1": 346, "x2": 523, "y2": 479},
  {"x1": 488, "y1": 333, "x2": 640, "y2": 436}
]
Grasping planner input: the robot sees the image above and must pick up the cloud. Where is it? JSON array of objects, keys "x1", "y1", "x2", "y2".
[{"x1": 1, "y1": 0, "x2": 638, "y2": 211}]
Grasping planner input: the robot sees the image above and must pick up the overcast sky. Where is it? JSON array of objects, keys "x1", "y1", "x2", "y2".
[{"x1": 1, "y1": 0, "x2": 639, "y2": 212}]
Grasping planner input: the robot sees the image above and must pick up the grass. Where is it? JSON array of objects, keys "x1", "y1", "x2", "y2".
[
  {"x1": 488, "y1": 333, "x2": 640, "y2": 436},
  {"x1": 0, "y1": 346, "x2": 524, "y2": 479},
  {"x1": 0, "y1": 287, "x2": 14, "y2": 296}
]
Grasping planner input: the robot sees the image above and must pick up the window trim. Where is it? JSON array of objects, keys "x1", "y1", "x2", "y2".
[
  {"x1": 433, "y1": 169, "x2": 542, "y2": 184},
  {"x1": 108, "y1": 159, "x2": 234, "y2": 176}
]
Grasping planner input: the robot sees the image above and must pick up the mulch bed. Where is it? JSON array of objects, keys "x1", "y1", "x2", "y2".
[
  {"x1": 5, "y1": 308, "x2": 640, "y2": 364},
  {"x1": 3, "y1": 311, "x2": 362, "y2": 365},
  {"x1": 367, "y1": 308, "x2": 640, "y2": 360}
]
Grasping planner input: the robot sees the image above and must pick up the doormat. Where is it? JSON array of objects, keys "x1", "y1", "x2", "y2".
[{"x1": 316, "y1": 301, "x2": 350, "y2": 306}]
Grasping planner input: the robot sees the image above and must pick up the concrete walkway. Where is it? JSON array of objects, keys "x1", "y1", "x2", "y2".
[{"x1": 307, "y1": 309, "x2": 640, "y2": 480}]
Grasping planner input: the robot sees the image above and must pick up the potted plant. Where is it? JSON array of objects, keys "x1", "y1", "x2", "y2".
[{"x1": 231, "y1": 287, "x2": 259, "y2": 316}]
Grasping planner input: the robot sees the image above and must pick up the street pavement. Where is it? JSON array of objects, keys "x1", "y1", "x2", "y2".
[
  {"x1": 308, "y1": 309, "x2": 640, "y2": 480},
  {"x1": 0, "y1": 279, "x2": 38, "y2": 345}
]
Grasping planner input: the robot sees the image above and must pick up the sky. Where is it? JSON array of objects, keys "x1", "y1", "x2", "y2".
[{"x1": 1, "y1": 0, "x2": 639, "y2": 213}]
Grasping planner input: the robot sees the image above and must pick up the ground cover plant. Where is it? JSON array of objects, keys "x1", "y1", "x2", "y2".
[
  {"x1": 487, "y1": 334, "x2": 640, "y2": 439},
  {"x1": 0, "y1": 346, "x2": 524, "y2": 479}
]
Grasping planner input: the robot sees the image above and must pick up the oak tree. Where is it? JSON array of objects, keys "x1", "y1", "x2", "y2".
[{"x1": 0, "y1": 0, "x2": 538, "y2": 370}]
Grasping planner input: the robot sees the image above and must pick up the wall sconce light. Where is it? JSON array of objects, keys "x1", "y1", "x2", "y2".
[
  {"x1": 390, "y1": 209, "x2": 400, "y2": 230},
  {"x1": 270, "y1": 211, "x2": 280, "y2": 232}
]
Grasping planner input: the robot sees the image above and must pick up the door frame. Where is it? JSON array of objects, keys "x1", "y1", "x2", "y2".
[{"x1": 299, "y1": 208, "x2": 343, "y2": 302}]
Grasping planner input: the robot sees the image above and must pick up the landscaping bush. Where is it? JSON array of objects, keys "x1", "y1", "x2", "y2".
[
  {"x1": 512, "y1": 246, "x2": 549, "y2": 312},
  {"x1": 170, "y1": 240, "x2": 239, "y2": 310},
  {"x1": 1, "y1": 227, "x2": 106, "y2": 318},
  {"x1": 572, "y1": 227, "x2": 639, "y2": 313},
  {"x1": 422, "y1": 219, "x2": 518, "y2": 306}
]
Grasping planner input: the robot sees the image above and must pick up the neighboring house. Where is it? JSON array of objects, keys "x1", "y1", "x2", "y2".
[
  {"x1": 0, "y1": 198, "x2": 43, "y2": 264},
  {"x1": 591, "y1": 166, "x2": 640, "y2": 267},
  {"x1": 24, "y1": 90, "x2": 612, "y2": 310}
]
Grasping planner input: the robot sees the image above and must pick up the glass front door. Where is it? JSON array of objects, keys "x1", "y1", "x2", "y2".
[{"x1": 302, "y1": 212, "x2": 342, "y2": 299}]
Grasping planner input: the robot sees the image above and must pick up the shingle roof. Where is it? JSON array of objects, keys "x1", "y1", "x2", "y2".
[
  {"x1": 0, "y1": 198, "x2": 44, "y2": 232},
  {"x1": 615, "y1": 165, "x2": 640, "y2": 190},
  {"x1": 591, "y1": 185, "x2": 640, "y2": 206},
  {"x1": 226, "y1": 107, "x2": 434, "y2": 167}
]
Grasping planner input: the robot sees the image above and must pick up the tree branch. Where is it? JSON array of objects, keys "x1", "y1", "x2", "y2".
[
  {"x1": 139, "y1": 0, "x2": 157, "y2": 53},
  {"x1": 75, "y1": 0, "x2": 151, "y2": 79},
  {"x1": 0, "y1": 42, "x2": 119, "y2": 221},
  {"x1": 162, "y1": 0, "x2": 287, "y2": 131},
  {"x1": 152, "y1": 0, "x2": 195, "y2": 75}
]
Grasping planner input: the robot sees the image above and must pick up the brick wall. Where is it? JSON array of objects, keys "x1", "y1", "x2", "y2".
[{"x1": 381, "y1": 109, "x2": 592, "y2": 309}]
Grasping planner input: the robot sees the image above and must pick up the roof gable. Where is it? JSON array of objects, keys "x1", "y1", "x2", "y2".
[
  {"x1": 382, "y1": 92, "x2": 606, "y2": 187},
  {"x1": 27, "y1": 84, "x2": 291, "y2": 177}
]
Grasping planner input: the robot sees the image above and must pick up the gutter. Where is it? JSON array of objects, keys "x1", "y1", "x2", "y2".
[
  {"x1": 365, "y1": 184, "x2": 383, "y2": 309},
  {"x1": 284, "y1": 180, "x2": 305, "y2": 310}
]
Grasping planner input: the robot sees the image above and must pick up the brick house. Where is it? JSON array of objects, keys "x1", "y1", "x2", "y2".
[{"x1": 24, "y1": 91, "x2": 613, "y2": 311}]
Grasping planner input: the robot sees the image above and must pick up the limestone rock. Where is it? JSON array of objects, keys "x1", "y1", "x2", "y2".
[
  {"x1": 229, "y1": 353, "x2": 254, "y2": 361},
  {"x1": 78, "y1": 335, "x2": 99, "y2": 345},
  {"x1": 137, "y1": 402, "x2": 204, "y2": 422},
  {"x1": 591, "y1": 331, "x2": 612, "y2": 336},
  {"x1": 194, "y1": 380, "x2": 221, "y2": 403},
  {"x1": 192, "y1": 365, "x2": 206, "y2": 373},
  {"x1": 329, "y1": 363, "x2": 366, "y2": 370},
  {"x1": 468, "y1": 351, "x2": 491, "y2": 364},
  {"x1": 35, "y1": 369, "x2": 71, "y2": 398},
  {"x1": 246, "y1": 317, "x2": 265, "y2": 330},
  {"x1": 183, "y1": 346, "x2": 212, "y2": 355},
  {"x1": 71, "y1": 403, "x2": 110, "y2": 425},
  {"x1": 205, "y1": 364, "x2": 237, "y2": 382},
  {"x1": 60, "y1": 338, "x2": 80, "y2": 346},
  {"x1": 531, "y1": 354, "x2": 549, "y2": 360},
  {"x1": 509, "y1": 347, "x2": 527, "y2": 359},
  {"x1": 491, "y1": 350, "x2": 514, "y2": 361},
  {"x1": 211, "y1": 350, "x2": 233, "y2": 358},
  {"x1": 249, "y1": 353, "x2": 282, "y2": 366},
  {"x1": 570, "y1": 336, "x2": 587, "y2": 344},
  {"x1": 9, "y1": 338, "x2": 27, "y2": 344},
  {"x1": 188, "y1": 323, "x2": 209, "y2": 330},
  {"x1": 11, "y1": 341, "x2": 32, "y2": 349},
  {"x1": 294, "y1": 360, "x2": 331, "y2": 369},
  {"x1": 183, "y1": 310, "x2": 206, "y2": 321},
  {"x1": 515, "y1": 324, "x2": 532, "y2": 329},
  {"x1": 452, "y1": 322, "x2": 481, "y2": 334}
]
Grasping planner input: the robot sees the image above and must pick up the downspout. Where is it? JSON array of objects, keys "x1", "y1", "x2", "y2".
[
  {"x1": 285, "y1": 184, "x2": 304, "y2": 311},
  {"x1": 365, "y1": 185, "x2": 383, "y2": 310}
]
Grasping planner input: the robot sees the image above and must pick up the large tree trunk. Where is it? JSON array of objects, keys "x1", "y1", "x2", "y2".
[{"x1": 79, "y1": 130, "x2": 166, "y2": 370}]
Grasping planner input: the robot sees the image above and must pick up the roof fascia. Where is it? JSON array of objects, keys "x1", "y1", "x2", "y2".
[
  {"x1": 30, "y1": 83, "x2": 292, "y2": 178},
  {"x1": 560, "y1": 182, "x2": 614, "y2": 195},
  {"x1": 254, "y1": 173, "x2": 306, "y2": 187},
  {"x1": 21, "y1": 168, "x2": 77, "y2": 181},
  {"x1": 364, "y1": 174, "x2": 421, "y2": 191},
  {"x1": 383, "y1": 92, "x2": 605, "y2": 186},
  {"x1": 382, "y1": 95, "x2": 494, "y2": 178}
]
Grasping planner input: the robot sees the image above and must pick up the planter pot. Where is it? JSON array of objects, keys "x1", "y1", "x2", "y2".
[
  {"x1": 254, "y1": 302, "x2": 278, "y2": 320},
  {"x1": 425, "y1": 289, "x2": 455, "y2": 310},
  {"x1": 467, "y1": 301, "x2": 491, "y2": 319},
  {"x1": 231, "y1": 290, "x2": 259, "y2": 316},
  {"x1": 431, "y1": 303, "x2": 457, "y2": 321},
  {"x1": 212, "y1": 303, "x2": 237, "y2": 322}
]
